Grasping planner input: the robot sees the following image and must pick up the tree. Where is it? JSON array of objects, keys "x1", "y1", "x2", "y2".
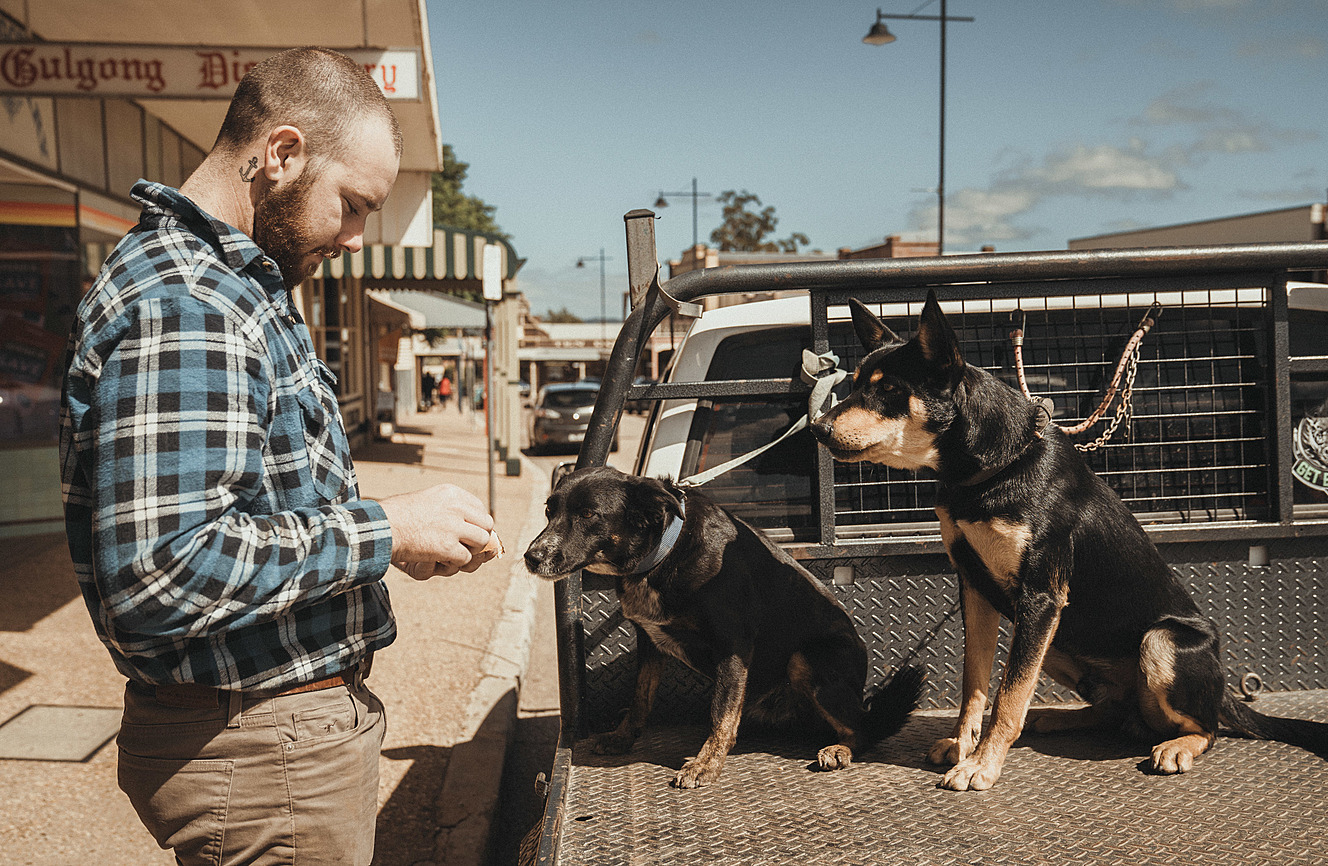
[
  {"x1": 708, "y1": 190, "x2": 810, "y2": 253},
  {"x1": 431, "y1": 144, "x2": 509, "y2": 238},
  {"x1": 542, "y1": 307, "x2": 583, "y2": 323}
]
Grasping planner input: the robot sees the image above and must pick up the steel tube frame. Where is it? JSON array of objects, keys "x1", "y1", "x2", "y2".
[{"x1": 537, "y1": 237, "x2": 1328, "y2": 863}]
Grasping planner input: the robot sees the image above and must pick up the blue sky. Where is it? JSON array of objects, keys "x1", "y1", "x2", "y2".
[{"x1": 425, "y1": 0, "x2": 1327, "y2": 320}]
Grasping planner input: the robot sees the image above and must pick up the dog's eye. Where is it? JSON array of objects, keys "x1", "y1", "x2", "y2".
[{"x1": 580, "y1": 508, "x2": 595, "y2": 521}]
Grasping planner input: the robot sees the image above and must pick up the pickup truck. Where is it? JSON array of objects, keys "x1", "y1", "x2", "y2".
[{"x1": 529, "y1": 223, "x2": 1328, "y2": 865}]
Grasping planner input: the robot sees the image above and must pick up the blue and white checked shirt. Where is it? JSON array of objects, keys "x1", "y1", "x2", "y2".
[{"x1": 60, "y1": 181, "x2": 396, "y2": 691}]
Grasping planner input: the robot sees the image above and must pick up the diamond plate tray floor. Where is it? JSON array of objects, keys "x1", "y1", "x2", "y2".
[{"x1": 559, "y1": 690, "x2": 1328, "y2": 865}]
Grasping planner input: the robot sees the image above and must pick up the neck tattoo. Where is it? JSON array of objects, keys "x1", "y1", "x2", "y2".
[{"x1": 239, "y1": 157, "x2": 259, "y2": 183}]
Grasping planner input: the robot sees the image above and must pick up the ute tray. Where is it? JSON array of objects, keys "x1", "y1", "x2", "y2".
[{"x1": 556, "y1": 690, "x2": 1328, "y2": 865}]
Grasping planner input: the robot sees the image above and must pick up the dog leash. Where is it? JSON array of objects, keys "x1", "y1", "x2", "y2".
[
  {"x1": 678, "y1": 349, "x2": 847, "y2": 488},
  {"x1": 1011, "y1": 303, "x2": 1161, "y2": 452}
]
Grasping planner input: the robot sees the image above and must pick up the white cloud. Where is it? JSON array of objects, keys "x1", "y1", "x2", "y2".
[
  {"x1": 1031, "y1": 143, "x2": 1180, "y2": 192},
  {"x1": 915, "y1": 142, "x2": 1183, "y2": 247}
]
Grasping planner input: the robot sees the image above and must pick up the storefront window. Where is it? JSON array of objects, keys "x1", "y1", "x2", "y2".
[{"x1": 0, "y1": 222, "x2": 81, "y2": 446}]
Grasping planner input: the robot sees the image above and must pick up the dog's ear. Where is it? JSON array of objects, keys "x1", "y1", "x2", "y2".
[
  {"x1": 917, "y1": 290, "x2": 965, "y2": 379},
  {"x1": 626, "y1": 477, "x2": 681, "y2": 532},
  {"x1": 849, "y1": 298, "x2": 902, "y2": 352}
]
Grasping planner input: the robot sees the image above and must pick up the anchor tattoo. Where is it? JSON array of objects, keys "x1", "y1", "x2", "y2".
[{"x1": 239, "y1": 156, "x2": 259, "y2": 182}]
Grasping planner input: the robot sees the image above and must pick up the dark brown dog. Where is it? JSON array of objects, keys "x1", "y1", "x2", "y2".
[
  {"x1": 524, "y1": 465, "x2": 922, "y2": 788},
  {"x1": 811, "y1": 292, "x2": 1328, "y2": 791}
]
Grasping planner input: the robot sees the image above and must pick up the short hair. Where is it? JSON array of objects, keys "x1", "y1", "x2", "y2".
[{"x1": 212, "y1": 46, "x2": 403, "y2": 164}]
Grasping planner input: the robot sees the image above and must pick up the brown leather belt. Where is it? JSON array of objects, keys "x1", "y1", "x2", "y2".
[{"x1": 145, "y1": 664, "x2": 365, "y2": 709}]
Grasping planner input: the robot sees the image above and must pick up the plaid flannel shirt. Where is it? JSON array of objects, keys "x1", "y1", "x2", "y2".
[{"x1": 60, "y1": 180, "x2": 395, "y2": 691}]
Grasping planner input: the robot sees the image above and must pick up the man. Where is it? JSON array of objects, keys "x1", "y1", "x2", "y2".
[{"x1": 59, "y1": 48, "x2": 500, "y2": 864}]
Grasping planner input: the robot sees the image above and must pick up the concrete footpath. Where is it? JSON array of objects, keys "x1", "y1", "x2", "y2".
[{"x1": 0, "y1": 403, "x2": 552, "y2": 866}]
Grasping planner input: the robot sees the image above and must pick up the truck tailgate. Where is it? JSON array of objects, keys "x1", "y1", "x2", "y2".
[{"x1": 556, "y1": 690, "x2": 1328, "y2": 865}]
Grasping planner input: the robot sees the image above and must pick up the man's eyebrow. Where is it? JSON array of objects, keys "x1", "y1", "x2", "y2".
[{"x1": 348, "y1": 191, "x2": 385, "y2": 213}]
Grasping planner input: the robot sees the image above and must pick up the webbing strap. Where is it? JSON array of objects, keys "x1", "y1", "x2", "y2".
[{"x1": 679, "y1": 349, "x2": 846, "y2": 488}]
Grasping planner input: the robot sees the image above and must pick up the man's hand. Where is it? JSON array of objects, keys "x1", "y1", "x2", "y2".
[{"x1": 376, "y1": 484, "x2": 503, "y2": 579}]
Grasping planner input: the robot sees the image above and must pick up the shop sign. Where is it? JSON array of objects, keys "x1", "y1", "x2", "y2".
[{"x1": 0, "y1": 43, "x2": 419, "y2": 100}]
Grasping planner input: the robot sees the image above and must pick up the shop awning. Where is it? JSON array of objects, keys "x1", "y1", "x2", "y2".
[
  {"x1": 372, "y1": 290, "x2": 486, "y2": 330},
  {"x1": 322, "y1": 226, "x2": 522, "y2": 284},
  {"x1": 85, "y1": 224, "x2": 522, "y2": 284}
]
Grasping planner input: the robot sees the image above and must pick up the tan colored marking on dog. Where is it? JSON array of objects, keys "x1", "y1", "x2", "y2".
[
  {"x1": 930, "y1": 578, "x2": 1001, "y2": 767},
  {"x1": 976, "y1": 601, "x2": 1063, "y2": 761},
  {"x1": 869, "y1": 369, "x2": 884, "y2": 384},
  {"x1": 1136, "y1": 626, "x2": 1216, "y2": 772},
  {"x1": 1040, "y1": 646, "x2": 1086, "y2": 692},
  {"x1": 618, "y1": 579, "x2": 666, "y2": 622},
  {"x1": 953, "y1": 518, "x2": 1032, "y2": 594},
  {"x1": 637, "y1": 621, "x2": 699, "y2": 673},
  {"x1": 678, "y1": 668, "x2": 747, "y2": 785},
  {"x1": 936, "y1": 507, "x2": 960, "y2": 569},
  {"x1": 829, "y1": 399, "x2": 939, "y2": 470}
]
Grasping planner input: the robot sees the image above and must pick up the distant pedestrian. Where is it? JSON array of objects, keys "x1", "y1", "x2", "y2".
[
  {"x1": 439, "y1": 374, "x2": 453, "y2": 408},
  {"x1": 421, "y1": 370, "x2": 436, "y2": 409},
  {"x1": 59, "y1": 47, "x2": 502, "y2": 866}
]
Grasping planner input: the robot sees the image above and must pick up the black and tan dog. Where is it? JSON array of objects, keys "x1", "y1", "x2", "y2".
[
  {"x1": 811, "y1": 291, "x2": 1328, "y2": 791},
  {"x1": 524, "y1": 465, "x2": 923, "y2": 789}
]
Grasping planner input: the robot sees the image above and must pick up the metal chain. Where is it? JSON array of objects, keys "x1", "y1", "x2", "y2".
[
  {"x1": 1075, "y1": 344, "x2": 1139, "y2": 452},
  {"x1": 1011, "y1": 304, "x2": 1158, "y2": 453}
]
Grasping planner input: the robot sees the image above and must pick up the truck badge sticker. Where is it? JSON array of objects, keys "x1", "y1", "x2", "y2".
[{"x1": 1292, "y1": 398, "x2": 1328, "y2": 496}]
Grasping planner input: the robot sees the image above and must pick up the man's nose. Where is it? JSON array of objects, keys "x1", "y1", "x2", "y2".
[{"x1": 337, "y1": 216, "x2": 368, "y2": 255}]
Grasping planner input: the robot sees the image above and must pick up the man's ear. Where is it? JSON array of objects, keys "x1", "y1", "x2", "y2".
[
  {"x1": 916, "y1": 290, "x2": 965, "y2": 378},
  {"x1": 849, "y1": 298, "x2": 902, "y2": 352},
  {"x1": 262, "y1": 125, "x2": 307, "y2": 183}
]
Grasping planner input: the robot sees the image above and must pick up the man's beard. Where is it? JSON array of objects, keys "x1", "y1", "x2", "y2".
[{"x1": 252, "y1": 168, "x2": 330, "y2": 290}]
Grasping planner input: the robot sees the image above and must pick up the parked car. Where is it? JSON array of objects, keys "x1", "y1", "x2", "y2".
[{"x1": 529, "y1": 381, "x2": 616, "y2": 455}]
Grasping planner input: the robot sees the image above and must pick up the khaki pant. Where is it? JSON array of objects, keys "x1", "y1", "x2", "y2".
[{"x1": 117, "y1": 678, "x2": 385, "y2": 865}]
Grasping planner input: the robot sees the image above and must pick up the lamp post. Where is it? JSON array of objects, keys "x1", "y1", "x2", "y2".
[
  {"x1": 863, "y1": 2, "x2": 973, "y2": 255},
  {"x1": 654, "y1": 177, "x2": 713, "y2": 248},
  {"x1": 576, "y1": 248, "x2": 612, "y2": 346}
]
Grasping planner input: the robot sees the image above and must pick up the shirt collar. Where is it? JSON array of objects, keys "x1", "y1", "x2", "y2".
[{"x1": 131, "y1": 179, "x2": 274, "y2": 280}]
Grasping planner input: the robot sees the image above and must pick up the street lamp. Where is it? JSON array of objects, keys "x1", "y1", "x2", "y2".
[
  {"x1": 863, "y1": 2, "x2": 973, "y2": 255},
  {"x1": 654, "y1": 177, "x2": 713, "y2": 248},
  {"x1": 576, "y1": 248, "x2": 612, "y2": 344}
]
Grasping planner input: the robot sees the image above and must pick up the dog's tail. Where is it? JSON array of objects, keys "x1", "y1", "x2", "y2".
[
  {"x1": 1220, "y1": 692, "x2": 1328, "y2": 759},
  {"x1": 859, "y1": 665, "x2": 925, "y2": 750}
]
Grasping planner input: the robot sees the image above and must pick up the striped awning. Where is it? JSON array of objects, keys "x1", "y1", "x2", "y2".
[
  {"x1": 319, "y1": 226, "x2": 521, "y2": 282},
  {"x1": 86, "y1": 224, "x2": 521, "y2": 283}
]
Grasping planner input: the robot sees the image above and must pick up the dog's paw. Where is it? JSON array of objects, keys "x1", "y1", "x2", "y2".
[
  {"x1": 816, "y1": 744, "x2": 853, "y2": 771},
  {"x1": 1148, "y1": 734, "x2": 1210, "y2": 775},
  {"x1": 940, "y1": 755, "x2": 1002, "y2": 791},
  {"x1": 672, "y1": 757, "x2": 722, "y2": 789},
  {"x1": 927, "y1": 736, "x2": 971, "y2": 766},
  {"x1": 592, "y1": 730, "x2": 637, "y2": 755}
]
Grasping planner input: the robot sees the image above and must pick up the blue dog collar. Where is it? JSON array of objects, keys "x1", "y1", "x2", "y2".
[{"x1": 631, "y1": 498, "x2": 686, "y2": 574}]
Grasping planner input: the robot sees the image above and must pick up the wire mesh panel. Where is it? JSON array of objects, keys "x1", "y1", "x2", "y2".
[{"x1": 828, "y1": 287, "x2": 1274, "y2": 529}]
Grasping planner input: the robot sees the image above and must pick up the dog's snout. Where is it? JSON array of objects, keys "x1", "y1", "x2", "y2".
[
  {"x1": 810, "y1": 414, "x2": 835, "y2": 445},
  {"x1": 523, "y1": 535, "x2": 553, "y2": 572}
]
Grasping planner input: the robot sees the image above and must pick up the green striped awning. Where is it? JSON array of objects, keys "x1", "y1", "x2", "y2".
[
  {"x1": 319, "y1": 226, "x2": 520, "y2": 282},
  {"x1": 86, "y1": 224, "x2": 520, "y2": 283}
]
